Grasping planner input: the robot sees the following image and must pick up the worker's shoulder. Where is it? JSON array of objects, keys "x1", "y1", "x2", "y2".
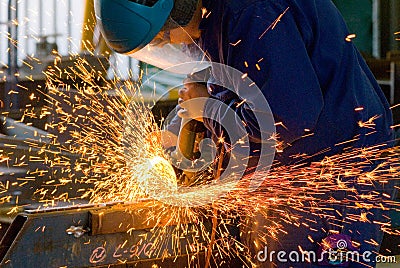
[
  {"x1": 225, "y1": 0, "x2": 292, "y2": 15},
  {"x1": 225, "y1": 0, "x2": 266, "y2": 12}
]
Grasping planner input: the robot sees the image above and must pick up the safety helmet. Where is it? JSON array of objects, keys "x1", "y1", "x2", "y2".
[{"x1": 94, "y1": 0, "x2": 199, "y2": 54}]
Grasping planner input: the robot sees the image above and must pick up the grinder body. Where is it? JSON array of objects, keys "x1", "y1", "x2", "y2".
[
  {"x1": 173, "y1": 117, "x2": 207, "y2": 185},
  {"x1": 177, "y1": 118, "x2": 207, "y2": 160}
]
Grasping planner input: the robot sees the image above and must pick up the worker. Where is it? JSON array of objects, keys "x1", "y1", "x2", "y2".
[{"x1": 95, "y1": 0, "x2": 396, "y2": 267}]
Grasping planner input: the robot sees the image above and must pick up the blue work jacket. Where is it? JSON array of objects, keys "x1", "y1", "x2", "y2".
[{"x1": 199, "y1": 0, "x2": 394, "y2": 166}]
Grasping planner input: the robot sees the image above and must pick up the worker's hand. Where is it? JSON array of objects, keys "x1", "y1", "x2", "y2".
[{"x1": 178, "y1": 79, "x2": 210, "y2": 122}]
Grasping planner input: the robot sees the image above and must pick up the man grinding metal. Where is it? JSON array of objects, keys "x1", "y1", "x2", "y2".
[{"x1": 95, "y1": 0, "x2": 396, "y2": 267}]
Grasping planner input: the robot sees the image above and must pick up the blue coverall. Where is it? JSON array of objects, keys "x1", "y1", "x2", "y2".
[{"x1": 172, "y1": 0, "x2": 395, "y2": 267}]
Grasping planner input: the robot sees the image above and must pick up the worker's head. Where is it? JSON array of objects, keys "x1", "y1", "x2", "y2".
[{"x1": 94, "y1": 0, "x2": 201, "y2": 54}]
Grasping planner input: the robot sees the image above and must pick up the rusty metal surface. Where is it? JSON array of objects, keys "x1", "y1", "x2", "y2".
[
  {"x1": 0, "y1": 202, "x2": 229, "y2": 267},
  {"x1": 89, "y1": 201, "x2": 189, "y2": 236}
]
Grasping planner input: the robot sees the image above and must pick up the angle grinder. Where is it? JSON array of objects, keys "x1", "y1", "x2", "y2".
[{"x1": 172, "y1": 117, "x2": 208, "y2": 185}]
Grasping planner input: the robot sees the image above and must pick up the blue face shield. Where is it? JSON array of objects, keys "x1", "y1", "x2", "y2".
[
  {"x1": 95, "y1": 0, "x2": 199, "y2": 54},
  {"x1": 95, "y1": 0, "x2": 174, "y2": 53}
]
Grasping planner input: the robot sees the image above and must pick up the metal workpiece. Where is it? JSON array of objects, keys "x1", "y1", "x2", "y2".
[{"x1": 0, "y1": 202, "x2": 217, "y2": 267}]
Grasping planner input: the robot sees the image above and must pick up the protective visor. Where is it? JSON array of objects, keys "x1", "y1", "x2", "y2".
[{"x1": 126, "y1": 20, "x2": 210, "y2": 74}]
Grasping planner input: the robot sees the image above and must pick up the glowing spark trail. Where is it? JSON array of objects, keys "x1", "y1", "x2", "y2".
[{"x1": 39, "y1": 55, "x2": 400, "y2": 266}]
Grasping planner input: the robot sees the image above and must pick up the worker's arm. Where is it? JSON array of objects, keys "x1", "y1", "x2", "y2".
[{"x1": 202, "y1": 1, "x2": 324, "y2": 164}]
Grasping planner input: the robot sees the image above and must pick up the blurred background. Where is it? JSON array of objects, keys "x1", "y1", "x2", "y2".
[{"x1": 0, "y1": 0, "x2": 139, "y2": 80}]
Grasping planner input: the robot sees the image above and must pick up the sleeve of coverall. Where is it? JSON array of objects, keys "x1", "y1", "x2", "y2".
[{"x1": 204, "y1": 2, "x2": 324, "y2": 149}]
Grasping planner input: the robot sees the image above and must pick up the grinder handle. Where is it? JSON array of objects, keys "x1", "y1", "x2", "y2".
[{"x1": 176, "y1": 118, "x2": 206, "y2": 161}]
